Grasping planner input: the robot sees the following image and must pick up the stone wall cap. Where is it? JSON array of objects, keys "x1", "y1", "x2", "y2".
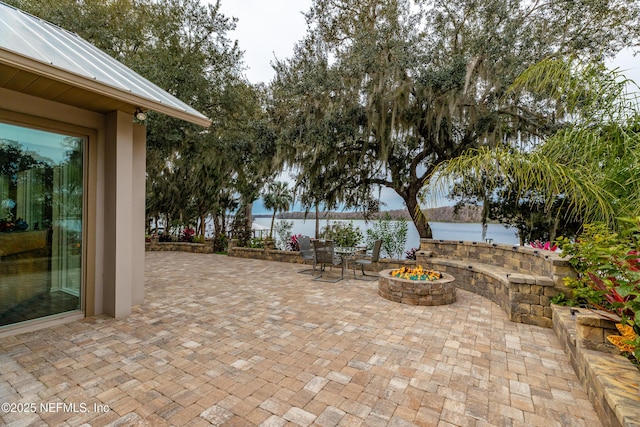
[
  {"x1": 420, "y1": 239, "x2": 563, "y2": 260},
  {"x1": 507, "y1": 273, "x2": 536, "y2": 284},
  {"x1": 576, "y1": 311, "x2": 621, "y2": 326},
  {"x1": 535, "y1": 277, "x2": 555, "y2": 287}
]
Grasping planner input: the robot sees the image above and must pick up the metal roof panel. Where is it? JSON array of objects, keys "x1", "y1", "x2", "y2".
[{"x1": 0, "y1": 1, "x2": 211, "y2": 126}]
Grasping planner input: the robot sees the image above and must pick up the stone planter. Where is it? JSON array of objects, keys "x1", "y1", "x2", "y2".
[
  {"x1": 145, "y1": 241, "x2": 213, "y2": 254},
  {"x1": 552, "y1": 305, "x2": 640, "y2": 427},
  {"x1": 378, "y1": 269, "x2": 456, "y2": 306}
]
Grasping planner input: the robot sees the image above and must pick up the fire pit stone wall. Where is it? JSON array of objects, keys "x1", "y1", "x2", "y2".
[{"x1": 378, "y1": 269, "x2": 456, "y2": 306}]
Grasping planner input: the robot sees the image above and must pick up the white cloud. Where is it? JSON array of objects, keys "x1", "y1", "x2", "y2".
[
  {"x1": 217, "y1": 0, "x2": 312, "y2": 84},
  {"x1": 607, "y1": 47, "x2": 640, "y2": 88}
]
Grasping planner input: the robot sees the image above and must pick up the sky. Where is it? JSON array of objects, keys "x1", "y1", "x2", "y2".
[
  {"x1": 216, "y1": 0, "x2": 639, "y2": 214},
  {"x1": 218, "y1": 0, "x2": 312, "y2": 85}
]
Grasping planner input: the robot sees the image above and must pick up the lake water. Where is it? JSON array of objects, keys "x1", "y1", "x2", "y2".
[{"x1": 252, "y1": 218, "x2": 520, "y2": 252}]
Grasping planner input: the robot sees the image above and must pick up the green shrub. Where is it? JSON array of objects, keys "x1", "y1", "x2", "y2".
[
  {"x1": 249, "y1": 237, "x2": 264, "y2": 248},
  {"x1": 320, "y1": 221, "x2": 363, "y2": 247},
  {"x1": 159, "y1": 233, "x2": 174, "y2": 243},
  {"x1": 211, "y1": 233, "x2": 227, "y2": 251},
  {"x1": 275, "y1": 220, "x2": 294, "y2": 250},
  {"x1": 366, "y1": 213, "x2": 408, "y2": 260}
]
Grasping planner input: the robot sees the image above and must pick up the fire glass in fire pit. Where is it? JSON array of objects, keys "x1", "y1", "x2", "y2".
[
  {"x1": 379, "y1": 266, "x2": 456, "y2": 306},
  {"x1": 390, "y1": 265, "x2": 443, "y2": 281}
]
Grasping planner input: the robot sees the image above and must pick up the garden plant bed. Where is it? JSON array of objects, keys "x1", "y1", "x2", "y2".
[{"x1": 378, "y1": 268, "x2": 456, "y2": 305}]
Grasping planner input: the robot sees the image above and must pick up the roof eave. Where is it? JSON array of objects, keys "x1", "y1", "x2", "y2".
[{"x1": 0, "y1": 48, "x2": 212, "y2": 128}]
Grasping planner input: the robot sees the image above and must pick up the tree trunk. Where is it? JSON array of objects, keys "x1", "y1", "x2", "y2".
[
  {"x1": 314, "y1": 205, "x2": 320, "y2": 239},
  {"x1": 549, "y1": 212, "x2": 560, "y2": 244},
  {"x1": 221, "y1": 213, "x2": 227, "y2": 237},
  {"x1": 481, "y1": 197, "x2": 489, "y2": 242},
  {"x1": 199, "y1": 212, "x2": 206, "y2": 239},
  {"x1": 213, "y1": 215, "x2": 222, "y2": 237},
  {"x1": 270, "y1": 211, "x2": 276, "y2": 239},
  {"x1": 404, "y1": 193, "x2": 433, "y2": 238},
  {"x1": 244, "y1": 202, "x2": 253, "y2": 236}
]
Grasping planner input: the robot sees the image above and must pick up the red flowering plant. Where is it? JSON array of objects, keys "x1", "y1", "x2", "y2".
[
  {"x1": 405, "y1": 247, "x2": 419, "y2": 260},
  {"x1": 558, "y1": 218, "x2": 640, "y2": 364},
  {"x1": 286, "y1": 234, "x2": 302, "y2": 251},
  {"x1": 179, "y1": 227, "x2": 196, "y2": 242}
]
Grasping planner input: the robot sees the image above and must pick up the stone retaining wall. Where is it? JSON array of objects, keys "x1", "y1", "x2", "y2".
[
  {"x1": 145, "y1": 242, "x2": 214, "y2": 254},
  {"x1": 416, "y1": 239, "x2": 573, "y2": 327},
  {"x1": 552, "y1": 305, "x2": 640, "y2": 427}
]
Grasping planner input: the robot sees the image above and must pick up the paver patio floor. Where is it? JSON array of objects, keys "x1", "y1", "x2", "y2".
[{"x1": 1, "y1": 252, "x2": 601, "y2": 426}]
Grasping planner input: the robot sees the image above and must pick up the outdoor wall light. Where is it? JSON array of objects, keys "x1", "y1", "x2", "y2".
[{"x1": 134, "y1": 108, "x2": 147, "y2": 121}]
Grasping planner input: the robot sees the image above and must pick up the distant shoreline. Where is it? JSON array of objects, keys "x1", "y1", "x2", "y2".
[{"x1": 253, "y1": 205, "x2": 487, "y2": 224}]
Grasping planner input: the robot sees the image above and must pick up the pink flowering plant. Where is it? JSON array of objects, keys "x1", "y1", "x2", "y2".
[{"x1": 529, "y1": 240, "x2": 558, "y2": 251}]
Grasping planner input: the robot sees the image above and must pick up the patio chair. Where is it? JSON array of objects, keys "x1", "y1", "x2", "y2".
[
  {"x1": 353, "y1": 239, "x2": 382, "y2": 280},
  {"x1": 313, "y1": 240, "x2": 343, "y2": 282},
  {"x1": 297, "y1": 235, "x2": 315, "y2": 274}
]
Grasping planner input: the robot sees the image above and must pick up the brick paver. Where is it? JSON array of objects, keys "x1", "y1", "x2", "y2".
[{"x1": 0, "y1": 252, "x2": 601, "y2": 426}]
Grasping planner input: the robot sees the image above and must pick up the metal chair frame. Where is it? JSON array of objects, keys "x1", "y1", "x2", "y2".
[
  {"x1": 353, "y1": 239, "x2": 382, "y2": 280},
  {"x1": 313, "y1": 240, "x2": 343, "y2": 282},
  {"x1": 297, "y1": 235, "x2": 316, "y2": 274}
]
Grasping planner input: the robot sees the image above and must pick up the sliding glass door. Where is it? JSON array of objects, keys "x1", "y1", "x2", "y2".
[{"x1": 0, "y1": 122, "x2": 84, "y2": 327}]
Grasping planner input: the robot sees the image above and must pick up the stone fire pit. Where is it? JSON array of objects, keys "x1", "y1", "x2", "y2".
[{"x1": 378, "y1": 268, "x2": 456, "y2": 306}]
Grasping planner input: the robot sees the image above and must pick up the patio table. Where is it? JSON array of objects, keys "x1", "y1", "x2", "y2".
[{"x1": 334, "y1": 246, "x2": 364, "y2": 277}]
